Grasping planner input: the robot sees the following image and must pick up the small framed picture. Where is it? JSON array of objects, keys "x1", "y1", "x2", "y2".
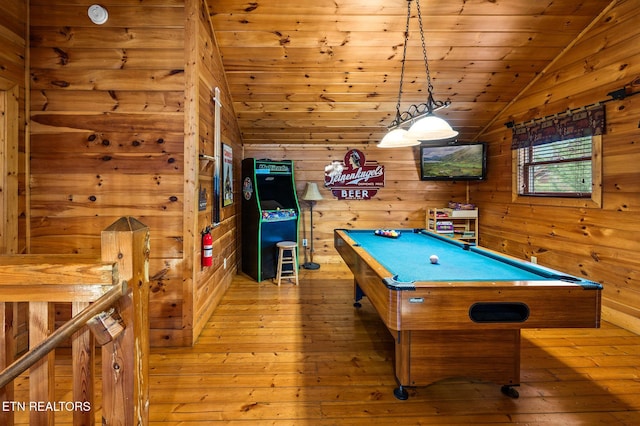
[{"x1": 222, "y1": 143, "x2": 233, "y2": 207}]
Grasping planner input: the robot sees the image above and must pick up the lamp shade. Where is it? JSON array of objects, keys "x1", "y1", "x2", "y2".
[
  {"x1": 378, "y1": 128, "x2": 420, "y2": 148},
  {"x1": 407, "y1": 115, "x2": 459, "y2": 141},
  {"x1": 302, "y1": 182, "x2": 323, "y2": 201}
]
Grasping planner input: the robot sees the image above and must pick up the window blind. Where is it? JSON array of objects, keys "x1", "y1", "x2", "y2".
[{"x1": 517, "y1": 137, "x2": 592, "y2": 196}]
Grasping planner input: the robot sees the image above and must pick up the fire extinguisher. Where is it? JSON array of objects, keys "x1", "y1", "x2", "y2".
[{"x1": 202, "y1": 226, "x2": 213, "y2": 267}]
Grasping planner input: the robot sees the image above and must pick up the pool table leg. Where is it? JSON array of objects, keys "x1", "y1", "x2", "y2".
[
  {"x1": 391, "y1": 329, "x2": 521, "y2": 400},
  {"x1": 393, "y1": 385, "x2": 409, "y2": 400},
  {"x1": 353, "y1": 281, "x2": 364, "y2": 308},
  {"x1": 501, "y1": 385, "x2": 520, "y2": 398}
]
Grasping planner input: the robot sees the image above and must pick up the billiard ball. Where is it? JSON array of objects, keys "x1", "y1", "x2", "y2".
[{"x1": 429, "y1": 254, "x2": 439, "y2": 264}]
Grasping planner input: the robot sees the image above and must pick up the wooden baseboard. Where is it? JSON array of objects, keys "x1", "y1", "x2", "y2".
[{"x1": 602, "y1": 305, "x2": 640, "y2": 335}]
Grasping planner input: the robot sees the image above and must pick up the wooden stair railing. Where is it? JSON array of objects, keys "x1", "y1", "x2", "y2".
[{"x1": 0, "y1": 217, "x2": 150, "y2": 426}]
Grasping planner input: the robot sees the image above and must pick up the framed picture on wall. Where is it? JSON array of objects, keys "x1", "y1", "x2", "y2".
[{"x1": 222, "y1": 143, "x2": 233, "y2": 206}]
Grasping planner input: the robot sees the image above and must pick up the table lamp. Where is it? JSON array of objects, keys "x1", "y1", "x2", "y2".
[{"x1": 301, "y1": 182, "x2": 323, "y2": 269}]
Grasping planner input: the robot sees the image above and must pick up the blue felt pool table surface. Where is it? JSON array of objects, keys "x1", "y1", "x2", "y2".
[{"x1": 343, "y1": 228, "x2": 591, "y2": 285}]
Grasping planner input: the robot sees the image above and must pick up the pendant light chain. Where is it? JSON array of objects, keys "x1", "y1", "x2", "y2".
[
  {"x1": 415, "y1": 0, "x2": 435, "y2": 113},
  {"x1": 394, "y1": 0, "x2": 412, "y2": 123},
  {"x1": 378, "y1": 0, "x2": 458, "y2": 146}
]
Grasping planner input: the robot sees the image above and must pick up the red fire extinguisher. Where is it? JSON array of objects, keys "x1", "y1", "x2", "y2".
[{"x1": 202, "y1": 227, "x2": 213, "y2": 267}]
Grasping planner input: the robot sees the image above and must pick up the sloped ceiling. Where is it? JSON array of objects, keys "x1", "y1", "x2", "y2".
[{"x1": 208, "y1": 0, "x2": 613, "y2": 145}]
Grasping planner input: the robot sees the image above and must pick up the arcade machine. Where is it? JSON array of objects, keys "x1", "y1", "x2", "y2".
[{"x1": 242, "y1": 159, "x2": 300, "y2": 281}]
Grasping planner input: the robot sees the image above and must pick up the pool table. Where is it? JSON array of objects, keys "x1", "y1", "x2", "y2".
[{"x1": 334, "y1": 228, "x2": 602, "y2": 400}]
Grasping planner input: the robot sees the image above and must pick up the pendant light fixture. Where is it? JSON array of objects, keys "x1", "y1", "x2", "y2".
[{"x1": 378, "y1": 0, "x2": 458, "y2": 148}]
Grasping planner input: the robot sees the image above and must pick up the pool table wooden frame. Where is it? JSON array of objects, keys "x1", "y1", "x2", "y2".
[{"x1": 334, "y1": 229, "x2": 602, "y2": 400}]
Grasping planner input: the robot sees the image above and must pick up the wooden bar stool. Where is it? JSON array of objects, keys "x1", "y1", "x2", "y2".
[{"x1": 275, "y1": 241, "x2": 299, "y2": 286}]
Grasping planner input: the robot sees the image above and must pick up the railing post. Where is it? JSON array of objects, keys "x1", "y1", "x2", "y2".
[
  {"x1": 72, "y1": 301, "x2": 94, "y2": 426},
  {"x1": 29, "y1": 301, "x2": 55, "y2": 425},
  {"x1": 0, "y1": 302, "x2": 14, "y2": 425},
  {"x1": 100, "y1": 217, "x2": 150, "y2": 426}
]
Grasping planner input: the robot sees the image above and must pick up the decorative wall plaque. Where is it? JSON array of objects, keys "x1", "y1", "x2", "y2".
[{"x1": 324, "y1": 149, "x2": 385, "y2": 200}]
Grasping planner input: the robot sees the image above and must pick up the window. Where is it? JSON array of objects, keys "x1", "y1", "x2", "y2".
[
  {"x1": 510, "y1": 104, "x2": 604, "y2": 208},
  {"x1": 512, "y1": 135, "x2": 601, "y2": 208},
  {"x1": 516, "y1": 136, "x2": 593, "y2": 197}
]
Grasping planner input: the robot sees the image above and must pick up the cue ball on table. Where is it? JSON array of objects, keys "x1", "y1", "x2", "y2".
[{"x1": 429, "y1": 255, "x2": 439, "y2": 264}]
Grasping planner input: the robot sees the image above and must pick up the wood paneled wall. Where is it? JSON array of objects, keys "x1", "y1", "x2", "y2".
[
  {"x1": 29, "y1": 0, "x2": 187, "y2": 345},
  {"x1": 0, "y1": 0, "x2": 27, "y2": 255},
  {"x1": 0, "y1": 0, "x2": 28, "y2": 358},
  {"x1": 242, "y1": 144, "x2": 469, "y2": 264},
  {"x1": 27, "y1": 0, "x2": 242, "y2": 346},
  {"x1": 474, "y1": 0, "x2": 640, "y2": 332},
  {"x1": 190, "y1": 0, "x2": 243, "y2": 342}
]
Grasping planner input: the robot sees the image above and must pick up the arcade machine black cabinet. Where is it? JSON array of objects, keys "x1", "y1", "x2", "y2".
[{"x1": 242, "y1": 159, "x2": 300, "y2": 282}]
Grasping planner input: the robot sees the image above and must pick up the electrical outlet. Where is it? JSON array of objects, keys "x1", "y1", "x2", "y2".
[
  {"x1": 302, "y1": 239, "x2": 308, "y2": 247},
  {"x1": 223, "y1": 258, "x2": 227, "y2": 269},
  {"x1": 530, "y1": 256, "x2": 537, "y2": 264}
]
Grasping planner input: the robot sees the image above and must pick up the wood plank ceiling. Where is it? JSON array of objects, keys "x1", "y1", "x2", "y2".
[{"x1": 208, "y1": 0, "x2": 613, "y2": 145}]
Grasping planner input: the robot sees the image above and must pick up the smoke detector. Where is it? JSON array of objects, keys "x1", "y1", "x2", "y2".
[{"x1": 88, "y1": 4, "x2": 108, "y2": 25}]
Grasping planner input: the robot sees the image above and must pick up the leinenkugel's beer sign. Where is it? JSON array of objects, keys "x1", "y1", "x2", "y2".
[{"x1": 324, "y1": 149, "x2": 385, "y2": 200}]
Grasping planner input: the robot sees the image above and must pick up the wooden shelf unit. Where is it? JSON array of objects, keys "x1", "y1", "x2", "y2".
[{"x1": 427, "y1": 207, "x2": 478, "y2": 243}]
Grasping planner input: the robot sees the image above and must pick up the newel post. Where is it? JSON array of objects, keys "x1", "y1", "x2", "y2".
[{"x1": 101, "y1": 217, "x2": 150, "y2": 426}]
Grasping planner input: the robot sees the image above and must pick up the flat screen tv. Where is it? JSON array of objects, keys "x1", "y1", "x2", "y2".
[{"x1": 420, "y1": 142, "x2": 487, "y2": 181}]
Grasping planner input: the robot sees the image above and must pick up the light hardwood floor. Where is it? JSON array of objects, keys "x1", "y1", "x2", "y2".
[{"x1": 13, "y1": 264, "x2": 640, "y2": 424}]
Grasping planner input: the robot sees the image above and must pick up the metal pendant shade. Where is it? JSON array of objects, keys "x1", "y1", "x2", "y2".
[{"x1": 378, "y1": 0, "x2": 457, "y2": 148}]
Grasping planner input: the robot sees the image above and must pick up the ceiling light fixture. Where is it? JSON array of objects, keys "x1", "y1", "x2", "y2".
[
  {"x1": 378, "y1": 0, "x2": 458, "y2": 148},
  {"x1": 88, "y1": 4, "x2": 109, "y2": 25}
]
